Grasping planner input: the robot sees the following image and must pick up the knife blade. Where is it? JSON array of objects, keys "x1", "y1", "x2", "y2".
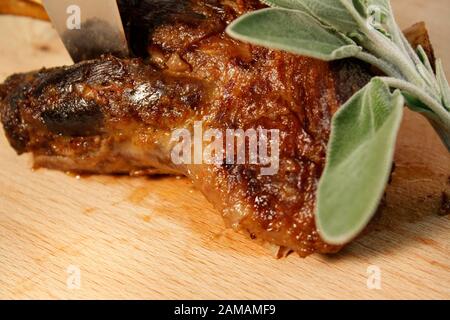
[{"x1": 42, "y1": 0, "x2": 128, "y2": 63}]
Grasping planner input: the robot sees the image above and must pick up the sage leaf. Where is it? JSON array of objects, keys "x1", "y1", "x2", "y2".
[
  {"x1": 316, "y1": 78, "x2": 404, "y2": 244},
  {"x1": 226, "y1": 8, "x2": 361, "y2": 61},
  {"x1": 261, "y1": 0, "x2": 359, "y2": 33},
  {"x1": 436, "y1": 59, "x2": 450, "y2": 110}
]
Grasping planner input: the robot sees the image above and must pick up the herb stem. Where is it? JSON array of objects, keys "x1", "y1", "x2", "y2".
[
  {"x1": 340, "y1": 0, "x2": 426, "y2": 88},
  {"x1": 365, "y1": 31, "x2": 425, "y2": 86},
  {"x1": 387, "y1": 0, "x2": 414, "y2": 60},
  {"x1": 355, "y1": 51, "x2": 402, "y2": 78},
  {"x1": 380, "y1": 76, "x2": 450, "y2": 129}
]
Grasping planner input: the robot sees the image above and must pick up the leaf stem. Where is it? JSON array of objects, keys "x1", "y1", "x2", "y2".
[
  {"x1": 355, "y1": 51, "x2": 402, "y2": 78},
  {"x1": 379, "y1": 76, "x2": 450, "y2": 128},
  {"x1": 370, "y1": 33, "x2": 424, "y2": 84},
  {"x1": 386, "y1": 0, "x2": 413, "y2": 59},
  {"x1": 339, "y1": 0, "x2": 426, "y2": 87}
]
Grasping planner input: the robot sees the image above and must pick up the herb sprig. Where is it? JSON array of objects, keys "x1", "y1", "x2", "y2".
[{"x1": 226, "y1": 0, "x2": 450, "y2": 244}]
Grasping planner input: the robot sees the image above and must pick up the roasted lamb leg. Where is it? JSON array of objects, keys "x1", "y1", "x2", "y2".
[{"x1": 0, "y1": 0, "x2": 377, "y2": 256}]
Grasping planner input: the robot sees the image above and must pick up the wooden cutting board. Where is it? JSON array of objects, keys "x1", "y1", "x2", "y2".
[{"x1": 0, "y1": 0, "x2": 449, "y2": 299}]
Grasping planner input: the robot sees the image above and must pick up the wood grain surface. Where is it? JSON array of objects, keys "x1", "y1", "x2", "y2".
[{"x1": 0, "y1": 0, "x2": 449, "y2": 299}]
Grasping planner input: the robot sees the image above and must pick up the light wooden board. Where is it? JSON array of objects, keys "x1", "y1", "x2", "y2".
[{"x1": 0, "y1": 0, "x2": 449, "y2": 300}]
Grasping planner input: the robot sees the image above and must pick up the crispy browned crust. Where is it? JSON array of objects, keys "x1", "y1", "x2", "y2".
[{"x1": 0, "y1": 0, "x2": 375, "y2": 256}]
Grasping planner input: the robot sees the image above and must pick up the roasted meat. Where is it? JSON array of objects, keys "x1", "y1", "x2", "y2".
[{"x1": 0, "y1": 0, "x2": 376, "y2": 256}]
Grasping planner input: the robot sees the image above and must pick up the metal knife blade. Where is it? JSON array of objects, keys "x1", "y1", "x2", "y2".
[{"x1": 42, "y1": 0, "x2": 128, "y2": 63}]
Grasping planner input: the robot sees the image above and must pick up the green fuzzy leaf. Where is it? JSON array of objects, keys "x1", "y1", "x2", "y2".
[
  {"x1": 316, "y1": 78, "x2": 404, "y2": 244},
  {"x1": 261, "y1": 0, "x2": 359, "y2": 33},
  {"x1": 226, "y1": 8, "x2": 361, "y2": 61}
]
